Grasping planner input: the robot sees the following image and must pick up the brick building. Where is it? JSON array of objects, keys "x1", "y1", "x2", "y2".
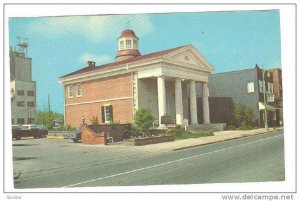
[{"x1": 60, "y1": 29, "x2": 214, "y2": 128}]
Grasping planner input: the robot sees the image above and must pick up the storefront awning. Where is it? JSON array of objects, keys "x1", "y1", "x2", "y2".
[{"x1": 258, "y1": 102, "x2": 282, "y2": 111}]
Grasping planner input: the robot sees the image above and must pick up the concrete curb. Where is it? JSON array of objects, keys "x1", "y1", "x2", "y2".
[
  {"x1": 171, "y1": 129, "x2": 281, "y2": 151},
  {"x1": 46, "y1": 136, "x2": 65, "y2": 139}
]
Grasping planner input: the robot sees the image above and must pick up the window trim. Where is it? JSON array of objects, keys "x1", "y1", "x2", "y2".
[
  {"x1": 76, "y1": 84, "x2": 82, "y2": 97},
  {"x1": 68, "y1": 85, "x2": 73, "y2": 98},
  {"x1": 259, "y1": 80, "x2": 264, "y2": 93},
  {"x1": 102, "y1": 105, "x2": 113, "y2": 124},
  {"x1": 247, "y1": 82, "x2": 255, "y2": 93},
  {"x1": 119, "y1": 40, "x2": 125, "y2": 50},
  {"x1": 104, "y1": 105, "x2": 111, "y2": 123},
  {"x1": 125, "y1": 39, "x2": 132, "y2": 49}
]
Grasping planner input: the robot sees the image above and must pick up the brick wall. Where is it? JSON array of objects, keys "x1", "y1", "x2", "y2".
[
  {"x1": 81, "y1": 124, "x2": 107, "y2": 145},
  {"x1": 64, "y1": 73, "x2": 133, "y2": 128},
  {"x1": 88, "y1": 124, "x2": 131, "y2": 142}
]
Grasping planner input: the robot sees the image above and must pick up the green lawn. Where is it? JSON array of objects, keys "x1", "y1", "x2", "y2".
[{"x1": 175, "y1": 131, "x2": 214, "y2": 140}]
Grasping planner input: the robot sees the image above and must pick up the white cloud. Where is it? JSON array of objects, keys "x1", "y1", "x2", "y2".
[
  {"x1": 26, "y1": 14, "x2": 154, "y2": 42},
  {"x1": 79, "y1": 53, "x2": 112, "y2": 65}
]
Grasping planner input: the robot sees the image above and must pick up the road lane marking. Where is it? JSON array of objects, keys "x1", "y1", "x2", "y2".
[{"x1": 63, "y1": 133, "x2": 283, "y2": 188}]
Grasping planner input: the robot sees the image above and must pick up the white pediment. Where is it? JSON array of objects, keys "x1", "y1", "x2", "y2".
[{"x1": 163, "y1": 45, "x2": 214, "y2": 72}]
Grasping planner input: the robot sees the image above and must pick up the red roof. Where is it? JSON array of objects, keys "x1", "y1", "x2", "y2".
[
  {"x1": 120, "y1": 29, "x2": 137, "y2": 38},
  {"x1": 60, "y1": 45, "x2": 188, "y2": 79}
]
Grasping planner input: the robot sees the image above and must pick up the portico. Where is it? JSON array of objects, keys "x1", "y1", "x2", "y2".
[
  {"x1": 156, "y1": 76, "x2": 210, "y2": 127},
  {"x1": 136, "y1": 59, "x2": 212, "y2": 127}
]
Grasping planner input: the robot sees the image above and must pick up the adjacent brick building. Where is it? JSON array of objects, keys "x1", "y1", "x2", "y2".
[{"x1": 60, "y1": 29, "x2": 214, "y2": 128}]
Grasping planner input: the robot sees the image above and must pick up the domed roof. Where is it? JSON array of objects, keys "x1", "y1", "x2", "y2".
[
  {"x1": 116, "y1": 49, "x2": 141, "y2": 58},
  {"x1": 120, "y1": 29, "x2": 138, "y2": 38}
]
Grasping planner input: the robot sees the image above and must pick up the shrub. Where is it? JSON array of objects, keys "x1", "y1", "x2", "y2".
[
  {"x1": 90, "y1": 116, "x2": 99, "y2": 126},
  {"x1": 130, "y1": 125, "x2": 143, "y2": 138},
  {"x1": 134, "y1": 108, "x2": 154, "y2": 137},
  {"x1": 226, "y1": 125, "x2": 237, "y2": 130},
  {"x1": 234, "y1": 104, "x2": 254, "y2": 127}
]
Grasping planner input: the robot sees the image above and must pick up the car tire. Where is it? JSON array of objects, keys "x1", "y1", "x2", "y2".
[
  {"x1": 73, "y1": 139, "x2": 79, "y2": 143},
  {"x1": 16, "y1": 135, "x2": 21, "y2": 140}
]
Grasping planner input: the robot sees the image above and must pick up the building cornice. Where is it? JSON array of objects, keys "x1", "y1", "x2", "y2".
[{"x1": 65, "y1": 96, "x2": 133, "y2": 107}]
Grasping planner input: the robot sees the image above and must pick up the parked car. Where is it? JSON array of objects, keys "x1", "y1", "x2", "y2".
[
  {"x1": 12, "y1": 124, "x2": 48, "y2": 139},
  {"x1": 70, "y1": 128, "x2": 81, "y2": 143},
  {"x1": 12, "y1": 125, "x2": 22, "y2": 140},
  {"x1": 31, "y1": 125, "x2": 48, "y2": 138}
]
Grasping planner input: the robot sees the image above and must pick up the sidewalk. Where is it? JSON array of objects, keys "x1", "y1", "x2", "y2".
[{"x1": 132, "y1": 127, "x2": 283, "y2": 152}]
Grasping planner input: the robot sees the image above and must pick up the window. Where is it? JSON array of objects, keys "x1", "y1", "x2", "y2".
[
  {"x1": 27, "y1": 91, "x2": 35, "y2": 96},
  {"x1": 133, "y1": 40, "x2": 137, "y2": 49},
  {"x1": 68, "y1": 85, "x2": 73, "y2": 98},
  {"x1": 101, "y1": 105, "x2": 113, "y2": 123},
  {"x1": 17, "y1": 101, "x2": 25, "y2": 107},
  {"x1": 27, "y1": 102, "x2": 35, "y2": 107},
  {"x1": 77, "y1": 84, "x2": 82, "y2": 97},
  {"x1": 17, "y1": 90, "x2": 24, "y2": 96},
  {"x1": 247, "y1": 82, "x2": 255, "y2": 93},
  {"x1": 259, "y1": 80, "x2": 264, "y2": 93},
  {"x1": 27, "y1": 118, "x2": 35, "y2": 124},
  {"x1": 17, "y1": 118, "x2": 25, "y2": 124},
  {"x1": 267, "y1": 82, "x2": 274, "y2": 94},
  {"x1": 126, "y1": 40, "x2": 132, "y2": 49},
  {"x1": 120, "y1": 40, "x2": 124, "y2": 50}
]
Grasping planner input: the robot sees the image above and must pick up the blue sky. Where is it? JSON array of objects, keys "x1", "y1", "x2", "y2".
[{"x1": 9, "y1": 10, "x2": 281, "y2": 114}]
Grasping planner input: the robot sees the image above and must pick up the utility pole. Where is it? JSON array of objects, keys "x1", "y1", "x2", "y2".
[
  {"x1": 48, "y1": 94, "x2": 51, "y2": 114},
  {"x1": 262, "y1": 67, "x2": 269, "y2": 131}
]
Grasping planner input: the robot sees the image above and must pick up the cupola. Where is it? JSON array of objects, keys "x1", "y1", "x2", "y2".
[{"x1": 115, "y1": 29, "x2": 141, "y2": 62}]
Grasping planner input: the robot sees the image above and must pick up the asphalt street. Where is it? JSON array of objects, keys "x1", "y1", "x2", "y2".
[{"x1": 13, "y1": 130, "x2": 284, "y2": 189}]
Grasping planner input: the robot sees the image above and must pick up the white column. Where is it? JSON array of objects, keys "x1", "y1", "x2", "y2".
[
  {"x1": 190, "y1": 80, "x2": 198, "y2": 125},
  {"x1": 202, "y1": 82, "x2": 210, "y2": 124},
  {"x1": 157, "y1": 76, "x2": 166, "y2": 127},
  {"x1": 175, "y1": 78, "x2": 183, "y2": 125}
]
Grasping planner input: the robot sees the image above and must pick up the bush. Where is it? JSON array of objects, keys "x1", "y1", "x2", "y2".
[
  {"x1": 134, "y1": 108, "x2": 154, "y2": 137},
  {"x1": 226, "y1": 125, "x2": 237, "y2": 130},
  {"x1": 90, "y1": 116, "x2": 99, "y2": 126},
  {"x1": 234, "y1": 104, "x2": 254, "y2": 127},
  {"x1": 130, "y1": 125, "x2": 143, "y2": 138}
]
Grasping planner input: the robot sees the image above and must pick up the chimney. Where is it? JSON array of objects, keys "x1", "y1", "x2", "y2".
[{"x1": 88, "y1": 61, "x2": 96, "y2": 68}]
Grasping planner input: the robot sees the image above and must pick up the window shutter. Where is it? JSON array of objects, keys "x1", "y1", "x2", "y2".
[
  {"x1": 101, "y1": 106, "x2": 105, "y2": 123},
  {"x1": 109, "y1": 105, "x2": 113, "y2": 122}
]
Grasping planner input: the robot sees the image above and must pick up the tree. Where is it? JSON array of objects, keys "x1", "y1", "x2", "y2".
[
  {"x1": 133, "y1": 108, "x2": 154, "y2": 137},
  {"x1": 37, "y1": 110, "x2": 63, "y2": 129},
  {"x1": 234, "y1": 104, "x2": 254, "y2": 126}
]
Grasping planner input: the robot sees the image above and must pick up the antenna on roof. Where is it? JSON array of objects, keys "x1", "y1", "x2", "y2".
[{"x1": 16, "y1": 36, "x2": 29, "y2": 57}]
